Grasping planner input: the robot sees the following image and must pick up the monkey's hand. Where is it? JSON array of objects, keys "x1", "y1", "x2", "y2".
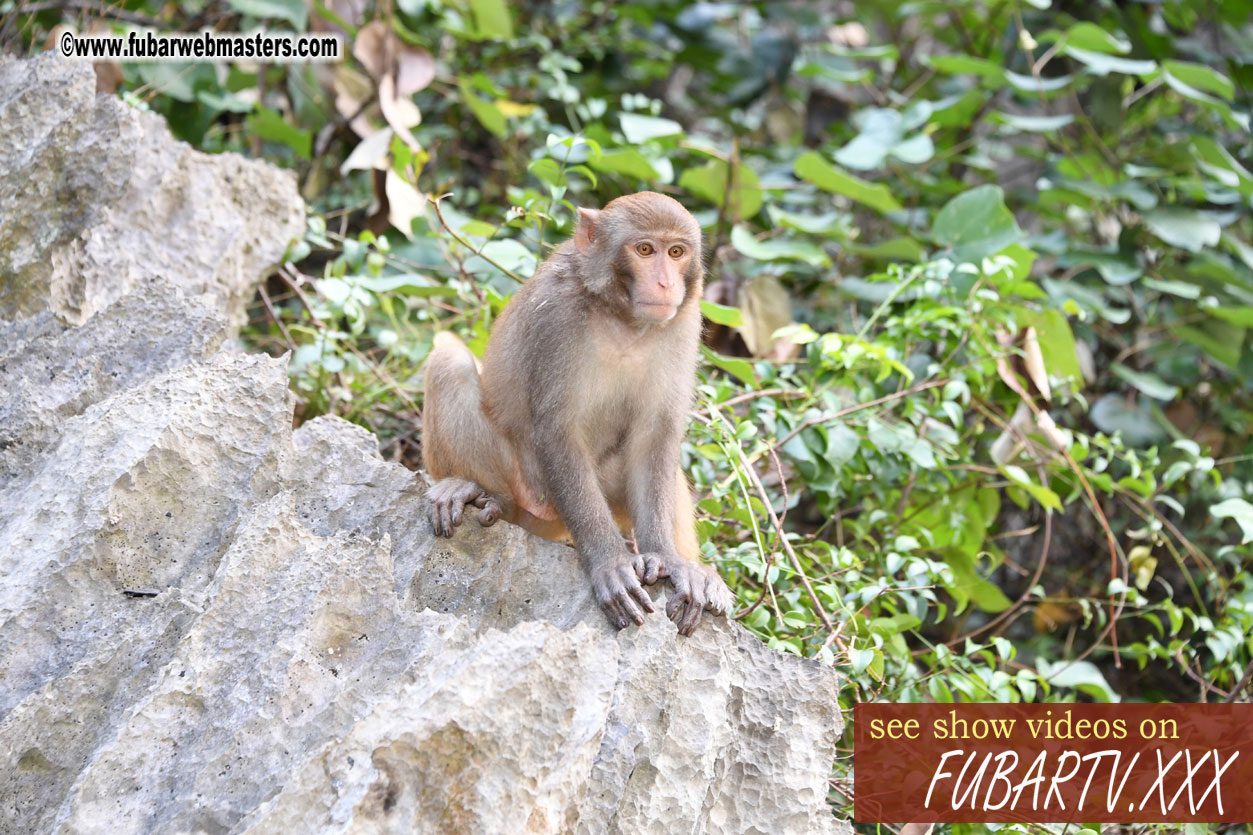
[
  {"x1": 427, "y1": 477, "x2": 503, "y2": 537},
  {"x1": 663, "y1": 561, "x2": 734, "y2": 636},
  {"x1": 590, "y1": 552, "x2": 658, "y2": 630}
]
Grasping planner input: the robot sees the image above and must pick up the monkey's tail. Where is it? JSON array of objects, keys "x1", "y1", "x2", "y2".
[{"x1": 422, "y1": 332, "x2": 512, "y2": 493}]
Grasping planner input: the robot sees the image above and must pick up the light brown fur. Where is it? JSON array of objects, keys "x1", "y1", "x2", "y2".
[{"x1": 423, "y1": 192, "x2": 733, "y2": 634}]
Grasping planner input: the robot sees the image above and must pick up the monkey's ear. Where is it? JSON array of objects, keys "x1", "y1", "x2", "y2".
[{"x1": 574, "y1": 207, "x2": 600, "y2": 254}]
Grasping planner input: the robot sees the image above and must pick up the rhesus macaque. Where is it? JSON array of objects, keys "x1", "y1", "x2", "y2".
[{"x1": 422, "y1": 191, "x2": 733, "y2": 635}]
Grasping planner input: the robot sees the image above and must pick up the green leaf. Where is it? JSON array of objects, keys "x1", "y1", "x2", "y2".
[
  {"x1": 1022, "y1": 308, "x2": 1083, "y2": 386},
  {"x1": 679, "y1": 160, "x2": 762, "y2": 220},
  {"x1": 1063, "y1": 22, "x2": 1130, "y2": 54},
  {"x1": 846, "y1": 237, "x2": 926, "y2": 261},
  {"x1": 848, "y1": 647, "x2": 874, "y2": 673},
  {"x1": 701, "y1": 345, "x2": 758, "y2": 384},
  {"x1": 1163, "y1": 60, "x2": 1234, "y2": 100},
  {"x1": 968, "y1": 578, "x2": 1014, "y2": 614},
  {"x1": 1143, "y1": 209, "x2": 1221, "y2": 252},
  {"x1": 1064, "y1": 48, "x2": 1155, "y2": 76},
  {"x1": 1192, "y1": 137, "x2": 1253, "y2": 195},
  {"x1": 832, "y1": 107, "x2": 933, "y2": 170},
  {"x1": 196, "y1": 89, "x2": 254, "y2": 114},
  {"x1": 1142, "y1": 276, "x2": 1200, "y2": 298},
  {"x1": 700, "y1": 301, "x2": 744, "y2": 327},
  {"x1": 767, "y1": 207, "x2": 850, "y2": 236},
  {"x1": 458, "y1": 76, "x2": 507, "y2": 138},
  {"x1": 825, "y1": 424, "x2": 860, "y2": 467},
  {"x1": 1172, "y1": 321, "x2": 1244, "y2": 368},
  {"x1": 794, "y1": 152, "x2": 901, "y2": 214},
  {"x1": 227, "y1": 0, "x2": 307, "y2": 27},
  {"x1": 729, "y1": 225, "x2": 829, "y2": 267},
  {"x1": 356, "y1": 275, "x2": 460, "y2": 297},
  {"x1": 588, "y1": 148, "x2": 659, "y2": 182},
  {"x1": 246, "y1": 107, "x2": 311, "y2": 159},
  {"x1": 619, "y1": 113, "x2": 683, "y2": 144},
  {"x1": 1038, "y1": 659, "x2": 1120, "y2": 703},
  {"x1": 1005, "y1": 70, "x2": 1075, "y2": 91},
  {"x1": 1209, "y1": 307, "x2": 1253, "y2": 327},
  {"x1": 890, "y1": 132, "x2": 934, "y2": 164},
  {"x1": 1001, "y1": 464, "x2": 1061, "y2": 511},
  {"x1": 466, "y1": 0, "x2": 513, "y2": 39},
  {"x1": 928, "y1": 54, "x2": 1006, "y2": 83},
  {"x1": 993, "y1": 112, "x2": 1074, "y2": 132},
  {"x1": 931, "y1": 89, "x2": 985, "y2": 127},
  {"x1": 1090, "y1": 393, "x2": 1168, "y2": 445},
  {"x1": 528, "y1": 158, "x2": 564, "y2": 187},
  {"x1": 1212, "y1": 499, "x2": 1253, "y2": 544},
  {"x1": 931, "y1": 185, "x2": 1022, "y2": 263},
  {"x1": 1067, "y1": 252, "x2": 1140, "y2": 285},
  {"x1": 943, "y1": 547, "x2": 1012, "y2": 615},
  {"x1": 1111, "y1": 363, "x2": 1179, "y2": 401},
  {"x1": 869, "y1": 614, "x2": 922, "y2": 636},
  {"x1": 1160, "y1": 69, "x2": 1248, "y2": 129}
]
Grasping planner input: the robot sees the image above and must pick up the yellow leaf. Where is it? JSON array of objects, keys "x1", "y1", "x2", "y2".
[{"x1": 495, "y1": 99, "x2": 537, "y2": 118}]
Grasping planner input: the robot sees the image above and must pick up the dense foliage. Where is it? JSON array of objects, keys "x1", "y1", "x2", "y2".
[{"x1": 7, "y1": 0, "x2": 1252, "y2": 829}]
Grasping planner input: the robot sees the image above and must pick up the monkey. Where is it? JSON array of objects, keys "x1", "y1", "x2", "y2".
[{"x1": 422, "y1": 191, "x2": 734, "y2": 636}]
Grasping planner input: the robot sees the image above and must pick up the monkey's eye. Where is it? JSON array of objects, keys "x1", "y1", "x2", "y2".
[
  {"x1": 635, "y1": 243, "x2": 654, "y2": 256},
  {"x1": 668, "y1": 245, "x2": 684, "y2": 258}
]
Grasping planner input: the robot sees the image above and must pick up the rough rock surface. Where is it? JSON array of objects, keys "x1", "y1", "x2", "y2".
[
  {"x1": 0, "y1": 56, "x2": 847, "y2": 835},
  {"x1": 0, "y1": 53, "x2": 304, "y2": 330}
]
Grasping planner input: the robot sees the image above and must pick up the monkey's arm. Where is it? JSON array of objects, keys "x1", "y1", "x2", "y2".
[
  {"x1": 627, "y1": 412, "x2": 733, "y2": 636},
  {"x1": 533, "y1": 417, "x2": 660, "y2": 630}
]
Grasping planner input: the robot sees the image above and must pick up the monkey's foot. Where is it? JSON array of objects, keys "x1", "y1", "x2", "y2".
[
  {"x1": 664, "y1": 561, "x2": 734, "y2": 636},
  {"x1": 427, "y1": 477, "x2": 504, "y2": 537},
  {"x1": 590, "y1": 552, "x2": 657, "y2": 630}
]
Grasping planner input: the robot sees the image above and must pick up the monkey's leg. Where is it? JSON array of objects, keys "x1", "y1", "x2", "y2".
[{"x1": 422, "y1": 332, "x2": 510, "y2": 536}]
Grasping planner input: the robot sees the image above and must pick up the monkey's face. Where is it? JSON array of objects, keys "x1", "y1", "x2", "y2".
[
  {"x1": 615, "y1": 231, "x2": 701, "y2": 324},
  {"x1": 575, "y1": 193, "x2": 704, "y2": 325}
]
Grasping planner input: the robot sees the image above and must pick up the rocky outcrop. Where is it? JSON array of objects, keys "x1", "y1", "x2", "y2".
[
  {"x1": 0, "y1": 55, "x2": 846, "y2": 835},
  {"x1": 0, "y1": 53, "x2": 304, "y2": 330}
]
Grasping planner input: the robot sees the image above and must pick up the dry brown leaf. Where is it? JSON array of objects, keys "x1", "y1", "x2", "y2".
[
  {"x1": 1022, "y1": 326, "x2": 1051, "y2": 402},
  {"x1": 341, "y1": 127, "x2": 395, "y2": 174},
  {"x1": 350, "y1": 22, "x2": 427, "y2": 150},
  {"x1": 1033, "y1": 600, "x2": 1079, "y2": 633},
  {"x1": 827, "y1": 22, "x2": 869, "y2": 48},
  {"x1": 332, "y1": 64, "x2": 376, "y2": 137},
  {"x1": 395, "y1": 46, "x2": 435, "y2": 97},
  {"x1": 386, "y1": 170, "x2": 425, "y2": 239},
  {"x1": 989, "y1": 401, "x2": 1032, "y2": 463},
  {"x1": 378, "y1": 74, "x2": 421, "y2": 152},
  {"x1": 352, "y1": 20, "x2": 393, "y2": 81},
  {"x1": 352, "y1": 21, "x2": 434, "y2": 95},
  {"x1": 994, "y1": 328, "x2": 1030, "y2": 401},
  {"x1": 739, "y1": 274, "x2": 794, "y2": 358},
  {"x1": 1074, "y1": 338, "x2": 1096, "y2": 383},
  {"x1": 1034, "y1": 410, "x2": 1069, "y2": 449}
]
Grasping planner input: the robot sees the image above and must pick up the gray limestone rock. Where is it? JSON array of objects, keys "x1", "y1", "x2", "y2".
[
  {"x1": 0, "y1": 53, "x2": 304, "y2": 331},
  {"x1": 0, "y1": 54, "x2": 847, "y2": 835}
]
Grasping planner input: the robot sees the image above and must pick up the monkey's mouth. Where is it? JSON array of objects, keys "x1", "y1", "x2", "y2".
[{"x1": 634, "y1": 303, "x2": 678, "y2": 322}]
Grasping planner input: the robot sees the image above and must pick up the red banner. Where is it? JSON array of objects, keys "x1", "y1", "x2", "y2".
[{"x1": 854, "y1": 703, "x2": 1253, "y2": 823}]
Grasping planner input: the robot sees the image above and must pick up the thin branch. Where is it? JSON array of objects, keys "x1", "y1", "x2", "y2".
[
  {"x1": 257, "y1": 282, "x2": 296, "y2": 353},
  {"x1": 428, "y1": 194, "x2": 524, "y2": 284},
  {"x1": 709, "y1": 405, "x2": 839, "y2": 640}
]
